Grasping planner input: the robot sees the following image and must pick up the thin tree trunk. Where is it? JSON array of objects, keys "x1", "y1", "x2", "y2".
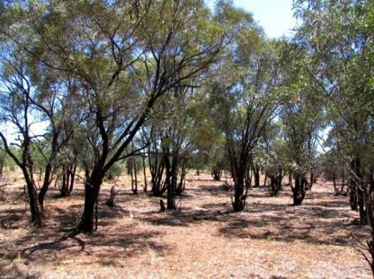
[
  {"x1": 133, "y1": 158, "x2": 138, "y2": 194},
  {"x1": 142, "y1": 156, "x2": 148, "y2": 192},
  {"x1": 23, "y1": 170, "x2": 43, "y2": 226},
  {"x1": 253, "y1": 165, "x2": 260, "y2": 187},
  {"x1": 166, "y1": 153, "x2": 176, "y2": 210}
]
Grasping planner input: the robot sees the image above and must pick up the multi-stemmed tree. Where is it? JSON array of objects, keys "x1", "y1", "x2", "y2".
[
  {"x1": 210, "y1": 23, "x2": 281, "y2": 211},
  {"x1": 294, "y1": 0, "x2": 374, "y2": 272}
]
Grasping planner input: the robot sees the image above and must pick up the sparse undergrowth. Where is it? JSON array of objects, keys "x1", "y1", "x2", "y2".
[{"x1": 0, "y1": 173, "x2": 371, "y2": 279}]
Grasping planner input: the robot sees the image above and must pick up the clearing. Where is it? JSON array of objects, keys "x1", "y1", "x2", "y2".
[{"x1": 0, "y1": 172, "x2": 371, "y2": 278}]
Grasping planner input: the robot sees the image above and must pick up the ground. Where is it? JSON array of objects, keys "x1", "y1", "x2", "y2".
[{"x1": 0, "y1": 171, "x2": 371, "y2": 279}]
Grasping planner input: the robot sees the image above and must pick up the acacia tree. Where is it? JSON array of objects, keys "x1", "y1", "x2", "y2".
[
  {"x1": 210, "y1": 25, "x2": 281, "y2": 211},
  {"x1": 210, "y1": 141, "x2": 226, "y2": 181},
  {"x1": 294, "y1": 0, "x2": 374, "y2": 272},
  {"x1": 320, "y1": 147, "x2": 348, "y2": 196},
  {"x1": 254, "y1": 123, "x2": 289, "y2": 196},
  {"x1": 145, "y1": 81, "x2": 217, "y2": 209},
  {"x1": 277, "y1": 41, "x2": 324, "y2": 206},
  {"x1": 0, "y1": 56, "x2": 75, "y2": 225},
  {"x1": 57, "y1": 139, "x2": 79, "y2": 198},
  {"x1": 2, "y1": 0, "x2": 237, "y2": 232},
  {"x1": 295, "y1": 0, "x2": 374, "y2": 219}
]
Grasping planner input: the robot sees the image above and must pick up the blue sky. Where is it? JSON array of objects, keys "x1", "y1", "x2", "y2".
[{"x1": 208, "y1": 0, "x2": 297, "y2": 38}]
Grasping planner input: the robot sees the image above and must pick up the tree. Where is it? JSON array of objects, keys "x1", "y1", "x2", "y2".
[
  {"x1": 0, "y1": 53, "x2": 75, "y2": 225},
  {"x1": 255, "y1": 122, "x2": 289, "y2": 196},
  {"x1": 210, "y1": 23, "x2": 281, "y2": 211},
  {"x1": 3, "y1": 0, "x2": 233, "y2": 232},
  {"x1": 278, "y1": 41, "x2": 324, "y2": 205},
  {"x1": 294, "y1": 0, "x2": 374, "y2": 272}
]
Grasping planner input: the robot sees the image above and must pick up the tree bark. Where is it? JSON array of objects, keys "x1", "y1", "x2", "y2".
[
  {"x1": 142, "y1": 156, "x2": 148, "y2": 192},
  {"x1": 79, "y1": 174, "x2": 103, "y2": 233},
  {"x1": 253, "y1": 165, "x2": 260, "y2": 187},
  {"x1": 292, "y1": 173, "x2": 307, "y2": 206},
  {"x1": 133, "y1": 157, "x2": 138, "y2": 194},
  {"x1": 165, "y1": 153, "x2": 176, "y2": 210},
  {"x1": 23, "y1": 171, "x2": 43, "y2": 226},
  {"x1": 233, "y1": 168, "x2": 246, "y2": 212}
]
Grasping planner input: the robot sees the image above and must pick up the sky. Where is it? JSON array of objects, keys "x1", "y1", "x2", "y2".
[{"x1": 208, "y1": 0, "x2": 297, "y2": 38}]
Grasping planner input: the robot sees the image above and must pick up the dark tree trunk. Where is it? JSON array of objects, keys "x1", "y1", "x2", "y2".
[
  {"x1": 23, "y1": 171, "x2": 43, "y2": 226},
  {"x1": 0, "y1": 155, "x2": 4, "y2": 181},
  {"x1": 38, "y1": 161, "x2": 54, "y2": 211},
  {"x1": 358, "y1": 186, "x2": 366, "y2": 224},
  {"x1": 79, "y1": 176, "x2": 102, "y2": 233},
  {"x1": 366, "y1": 170, "x2": 374, "y2": 276},
  {"x1": 277, "y1": 174, "x2": 283, "y2": 190},
  {"x1": 150, "y1": 153, "x2": 167, "y2": 197},
  {"x1": 176, "y1": 160, "x2": 186, "y2": 196},
  {"x1": 133, "y1": 158, "x2": 138, "y2": 194},
  {"x1": 269, "y1": 175, "x2": 276, "y2": 196},
  {"x1": 165, "y1": 153, "x2": 176, "y2": 210},
  {"x1": 212, "y1": 164, "x2": 223, "y2": 181},
  {"x1": 269, "y1": 173, "x2": 283, "y2": 196},
  {"x1": 69, "y1": 164, "x2": 77, "y2": 195},
  {"x1": 60, "y1": 166, "x2": 70, "y2": 197},
  {"x1": 233, "y1": 168, "x2": 246, "y2": 212},
  {"x1": 253, "y1": 165, "x2": 260, "y2": 187},
  {"x1": 60, "y1": 163, "x2": 77, "y2": 197},
  {"x1": 142, "y1": 156, "x2": 148, "y2": 192},
  {"x1": 292, "y1": 173, "x2": 307, "y2": 206},
  {"x1": 309, "y1": 172, "x2": 315, "y2": 190},
  {"x1": 349, "y1": 157, "x2": 366, "y2": 224},
  {"x1": 350, "y1": 181, "x2": 358, "y2": 210},
  {"x1": 28, "y1": 184, "x2": 43, "y2": 226}
]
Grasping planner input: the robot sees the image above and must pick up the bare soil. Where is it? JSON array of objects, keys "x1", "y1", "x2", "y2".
[{"x1": 0, "y1": 171, "x2": 371, "y2": 278}]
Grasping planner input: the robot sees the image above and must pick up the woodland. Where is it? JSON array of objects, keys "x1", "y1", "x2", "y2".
[{"x1": 0, "y1": 0, "x2": 373, "y2": 278}]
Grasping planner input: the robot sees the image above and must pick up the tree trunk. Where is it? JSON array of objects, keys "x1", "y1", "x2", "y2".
[
  {"x1": 28, "y1": 186, "x2": 43, "y2": 226},
  {"x1": 165, "y1": 153, "x2": 176, "y2": 210},
  {"x1": 0, "y1": 155, "x2": 4, "y2": 181},
  {"x1": 142, "y1": 156, "x2": 148, "y2": 192},
  {"x1": 350, "y1": 181, "x2": 358, "y2": 210},
  {"x1": 269, "y1": 175, "x2": 276, "y2": 196},
  {"x1": 349, "y1": 157, "x2": 366, "y2": 224},
  {"x1": 333, "y1": 173, "x2": 339, "y2": 195},
  {"x1": 133, "y1": 158, "x2": 138, "y2": 194},
  {"x1": 150, "y1": 153, "x2": 166, "y2": 197},
  {"x1": 23, "y1": 172, "x2": 43, "y2": 227},
  {"x1": 79, "y1": 175, "x2": 102, "y2": 233},
  {"x1": 68, "y1": 164, "x2": 76, "y2": 195},
  {"x1": 269, "y1": 173, "x2": 283, "y2": 196},
  {"x1": 309, "y1": 172, "x2": 314, "y2": 189},
  {"x1": 277, "y1": 170, "x2": 283, "y2": 191},
  {"x1": 358, "y1": 186, "x2": 366, "y2": 224},
  {"x1": 60, "y1": 163, "x2": 76, "y2": 197},
  {"x1": 253, "y1": 165, "x2": 260, "y2": 187},
  {"x1": 38, "y1": 162, "x2": 54, "y2": 211},
  {"x1": 212, "y1": 164, "x2": 223, "y2": 181},
  {"x1": 292, "y1": 173, "x2": 307, "y2": 206},
  {"x1": 233, "y1": 169, "x2": 246, "y2": 212},
  {"x1": 176, "y1": 160, "x2": 186, "y2": 195}
]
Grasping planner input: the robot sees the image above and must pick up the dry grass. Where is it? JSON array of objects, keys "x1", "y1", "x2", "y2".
[{"x1": 0, "y1": 170, "x2": 371, "y2": 278}]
